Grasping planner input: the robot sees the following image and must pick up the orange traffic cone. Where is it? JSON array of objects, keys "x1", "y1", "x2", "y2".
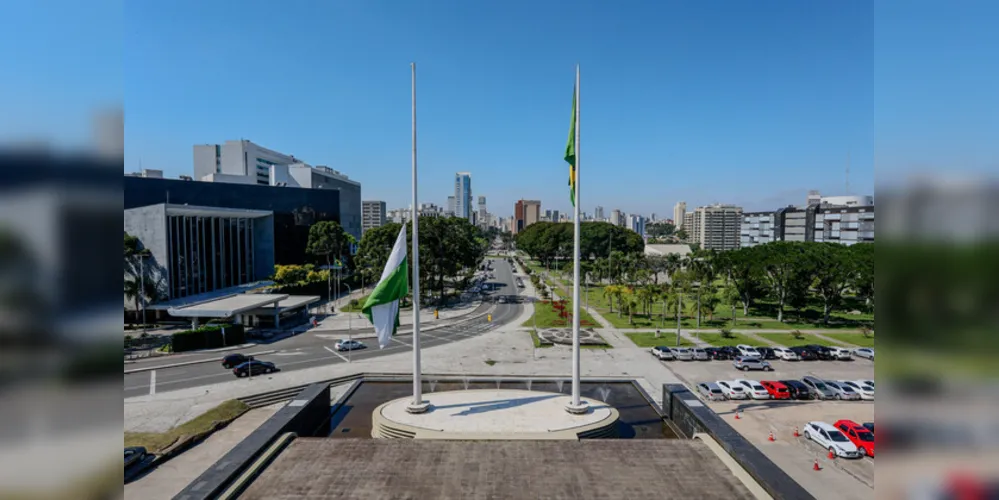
[
  {"x1": 734, "y1": 409, "x2": 741, "y2": 420},
  {"x1": 768, "y1": 431, "x2": 775, "y2": 442},
  {"x1": 813, "y1": 459, "x2": 821, "y2": 471},
  {"x1": 793, "y1": 427, "x2": 800, "y2": 438},
  {"x1": 827, "y1": 449, "x2": 836, "y2": 460}
]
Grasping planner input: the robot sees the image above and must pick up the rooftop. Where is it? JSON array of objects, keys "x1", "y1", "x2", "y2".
[{"x1": 166, "y1": 293, "x2": 288, "y2": 318}]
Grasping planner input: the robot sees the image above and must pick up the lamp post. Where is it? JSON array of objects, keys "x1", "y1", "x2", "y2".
[{"x1": 342, "y1": 282, "x2": 353, "y2": 362}]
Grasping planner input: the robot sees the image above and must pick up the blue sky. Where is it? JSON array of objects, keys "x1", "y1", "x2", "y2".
[{"x1": 5, "y1": 1, "x2": 994, "y2": 217}]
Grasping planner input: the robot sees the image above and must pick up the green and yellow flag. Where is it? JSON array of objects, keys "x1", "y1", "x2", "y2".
[{"x1": 564, "y1": 84, "x2": 577, "y2": 206}]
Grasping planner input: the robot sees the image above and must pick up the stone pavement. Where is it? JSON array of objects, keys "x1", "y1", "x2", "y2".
[{"x1": 124, "y1": 402, "x2": 284, "y2": 500}]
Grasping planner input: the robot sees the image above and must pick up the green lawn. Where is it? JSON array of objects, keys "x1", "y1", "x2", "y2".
[
  {"x1": 124, "y1": 400, "x2": 249, "y2": 453},
  {"x1": 821, "y1": 333, "x2": 876, "y2": 348},
  {"x1": 625, "y1": 332, "x2": 695, "y2": 348},
  {"x1": 339, "y1": 293, "x2": 371, "y2": 312},
  {"x1": 695, "y1": 332, "x2": 761, "y2": 347},
  {"x1": 522, "y1": 300, "x2": 599, "y2": 329},
  {"x1": 756, "y1": 332, "x2": 839, "y2": 347}
]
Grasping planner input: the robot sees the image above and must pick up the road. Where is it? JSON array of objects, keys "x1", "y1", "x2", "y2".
[{"x1": 123, "y1": 257, "x2": 525, "y2": 399}]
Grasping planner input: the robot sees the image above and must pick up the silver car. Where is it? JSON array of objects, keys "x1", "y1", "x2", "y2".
[
  {"x1": 853, "y1": 348, "x2": 875, "y2": 360},
  {"x1": 673, "y1": 347, "x2": 694, "y2": 361},
  {"x1": 801, "y1": 376, "x2": 837, "y2": 400},
  {"x1": 691, "y1": 347, "x2": 710, "y2": 361},
  {"x1": 825, "y1": 381, "x2": 862, "y2": 400},
  {"x1": 697, "y1": 382, "x2": 727, "y2": 401},
  {"x1": 733, "y1": 356, "x2": 773, "y2": 372}
]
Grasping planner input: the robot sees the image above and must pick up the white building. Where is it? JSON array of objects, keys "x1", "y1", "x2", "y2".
[
  {"x1": 687, "y1": 204, "x2": 743, "y2": 251},
  {"x1": 361, "y1": 201, "x2": 386, "y2": 234},
  {"x1": 673, "y1": 201, "x2": 687, "y2": 229}
]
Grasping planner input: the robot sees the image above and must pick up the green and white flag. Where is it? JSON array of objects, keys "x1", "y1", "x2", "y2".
[{"x1": 362, "y1": 225, "x2": 409, "y2": 349}]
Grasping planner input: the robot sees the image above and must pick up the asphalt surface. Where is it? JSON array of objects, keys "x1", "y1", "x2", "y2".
[{"x1": 123, "y1": 257, "x2": 525, "y2": 399}]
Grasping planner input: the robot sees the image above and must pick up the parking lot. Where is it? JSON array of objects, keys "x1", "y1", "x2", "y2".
[{"x1": 658, "y1": 353, "x2": 875, "y2": 500}]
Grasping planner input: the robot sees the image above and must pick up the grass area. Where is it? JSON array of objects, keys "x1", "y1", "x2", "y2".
[
  {"x1": 124, "y1": 400, "x2": 250, "y2": 453},
  {"x1": 625, "y1": 331, "x2": 695, "y2": 348},
  {"x1": 822, "y1": 332, "x2": 876, "y2": 348},
  {"x1": 756, "y1": 332, "x2": 841, "y2": 347},
  {"x1": 522, "y1": 300, "x2": 599, "y2": 328},
  {"x1": 340, "y1": 294, "x2": 371, "y2": 312},
  {"x1": 694, "y1": 332, "x2": 760, "y2": 347}
]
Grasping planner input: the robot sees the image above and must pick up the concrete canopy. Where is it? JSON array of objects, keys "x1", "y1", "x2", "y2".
[{"x1": 167, "y1": 293, "x2": 289, "y2": 319}]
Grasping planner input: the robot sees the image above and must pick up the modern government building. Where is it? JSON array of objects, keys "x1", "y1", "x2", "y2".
[{"x1": 124, "y1": 140, "x2": 361, "y2": 328}]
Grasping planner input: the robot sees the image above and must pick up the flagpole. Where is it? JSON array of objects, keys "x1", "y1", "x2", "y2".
[
  {"x1": 566, "y1": 64, "x2": 586, "y2": 414},
  {"x1": 408, "y1": 62, "x2": 430, "y2": 414}
]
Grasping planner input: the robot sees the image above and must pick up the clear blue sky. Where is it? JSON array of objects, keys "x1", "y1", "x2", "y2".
[{"x1": 44, "y1": 0, "x2": 977, "y2": 216}]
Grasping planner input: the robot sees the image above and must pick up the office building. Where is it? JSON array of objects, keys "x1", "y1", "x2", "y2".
[
  {"x1": 740, "y1": 203, "x2": 874, "y2": 248},
  {"x1": 454, "y1": 172, "x2": 473, "y2": 221},
  {"x1": 806, "y1": 190, "x2": 822, "y2": 206},
  {"x1": 673, "y1": 201, "x2": 687, "y2": 229},
  {"x1": 447, "y1": 196, "x2": 456, "y2": 216},
  {"x1": 361, "y1": 201, "x2": 387, "y2": 234},
  {"x1": 627, "y1": 214, "x2": 646, "y2": 238},
  {"x1": 740, "y1": 212, "x2": 777, "y2": 247},
  {"x1": 125, "y1": 176, "x2": 345, "y2": 265},
  {"x1": 544, "y1": 209, "x2": 553, "y2": 221},
  {"x1": 477, "y1": 196, "x2": 489, "y2": 227},
  {"x1": 611, "y1": 209, "x2": 623, "y2": 227},
  {"x1": 594, "y1": 206, "x2": 604, "y2": 220},
  {"x1": 686, "y1": 204, "x2": 743, "y2": 251},
  {"x1": 551, "y1": 210, "x2": 560, "y2": 223},
  {"x1": 513, "y1": 199, "x2": 541, "y2": 234},
  {"x1": 813, "y1": 205, "x2": 875, "y2": 245}
]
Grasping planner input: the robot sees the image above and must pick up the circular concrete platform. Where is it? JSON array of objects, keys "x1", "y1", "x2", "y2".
[{"x1": 372, "y1": 389, "x2": 620, "y2": 440}]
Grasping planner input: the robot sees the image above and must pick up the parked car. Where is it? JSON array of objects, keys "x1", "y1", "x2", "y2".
[
  {"x1": 716, "y1": 380, "x2": 749, "y2": 399},
  {"x1": 756, "y1": 346, "x2": 777, "y2": 360},
  {"x1": 672, "y1": 347, "x2": 694, "y2": 361},
  {"x1": 789, "y1": 346, "x2": 819, "y2": 361},
  {"x1": 760, "y1": 380, "x2": 791, "y2": 400},
  {"x1": 863, "y1": 422, "x2": 875, "y2": 433},
  {"x1": 772, "y1": 347, "x2": 801, "y2": 361},
  {"x1": 691, "y1": 347, "x2": 710, "y2": 361},
  {"x1": 801, "y1": 376, "x2": 837, "y2": 399},
  {"x1": 835, "y1": 420, "x2": 876, "y2": 457},
  {"x1": 803, "y1": 344, "x2": 836, "y2": 360},
  {"x1": 803, "y1": 421, "x2": 862, "y2": 458},
  {"x1": 860, "y1": 379, "x2": 874, "y2": 388},
  {"x1": 335, "y1": 339, "x2": 366, "y2": 351},
  {"x1": 736, "y1": 344, "x2": 762, "y2": 358},
  {"x1": 221, "y1": 353, "x2": 254, "y2": 369},
  {"x1": 650, "y1": 346, "x2": 675, "y2": 361},
  {"x1": 825, "y1": 380, "x2": 862, "y2": 400},
  {"x1": 734, "y1": 379, "x2": 771, "y2": 399},
  {"x1": 697, "y1": 382, "x2": 727, "y2": 401},
  {"x1": 840, "y1": 380, "x2": 875, "y2": 400},
  {"x1": 780, "y1": 379, "x2": 814, "y2": 400},
  {"x1": 719, "y1": 346, "x2": 742, "y2": 359},
  {"x1": 125, "y1": 447, "x2": 147, "y2": 469},
  {"x1": 704, "y1": 347, "x2": 730, "y2": 360},
  {"x1": 233, "y1": 360, "x2": 278, "y2": 377},
  {"x1": 498, "y1": 296, "x2": 508, "y2": 304},
  {"x1": 854, "y1": 348, "x2": 875, "y2": 360},
  {"x1": 828, "y1": 347, "x2": 854, "y2": 360},
  {"x1": 733, "y1": 356, "x2": 773, "y2": 371}
]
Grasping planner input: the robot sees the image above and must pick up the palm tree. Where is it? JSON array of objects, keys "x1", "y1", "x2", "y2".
[
  {"x1": 621, "y1": 288, "x2": 638, "y2": 325},
  {"x1": 602, "y1": 284, "x2": 619, "y2": 314},
  {"x1": 720, "y1": 282, "x2": 741, "y2": 326}
]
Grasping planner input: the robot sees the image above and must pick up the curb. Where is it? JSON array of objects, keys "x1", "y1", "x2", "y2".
[{"x1": 124, "y1": 349, "x2": 278, "y2": 374}]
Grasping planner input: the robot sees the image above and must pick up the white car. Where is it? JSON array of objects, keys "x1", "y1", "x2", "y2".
[
  {"x1": 860, "y1": 379, "x2": 874, "y2": 388},
  {"x1": 650, "y1": 346, "x2": 675, "y2": 360},
  {"x1": 716, "y1": 380, "x2": 748, "y2": 400},
  {"x1": 736, "y1": 344, "x2": 761, "y2": 358},
  {"x1": 828, "y1": 347, "x2": 854, "y2": 360},
  {"x1": 840, "y1": 380, "x2": 875, "y2": 400},
  {"x1": 803, "y1": 421, "x2": 861, "y2": 458},
  {"x1": 772, "y1": 347, "x2": 800, "y2": 361},
  {"x1": 672, "y1": 347, "x2": 694, "y2": 361},
  {"x1": 334, "y1": 339, "x2": 366, "y2": 352},
  {"x1": 854, "y1": 348, "x2": 875, "y2": 360},
  {"x1": 733, "y1": 379, "x2": 771, "y2": 400}
]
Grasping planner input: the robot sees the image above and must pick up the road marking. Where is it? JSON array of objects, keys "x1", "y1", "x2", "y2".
[
  {"x1": 391, "y1": 337, "x2": 412, "y2": 347},
  {"x1": 323, "y1": 346, "x2": 349, "y2": 362},
  {"x1": 149, "y1": 370, "x2": 156, "y2": 395}
]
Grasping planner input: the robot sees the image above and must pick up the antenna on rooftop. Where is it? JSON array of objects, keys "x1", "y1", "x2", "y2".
[{"x1": 846, "y1": 152, "x2": 851, "y2": 195}]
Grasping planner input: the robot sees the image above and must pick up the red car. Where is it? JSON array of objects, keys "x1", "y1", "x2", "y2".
[
  {"x1": 760, "y1": 380, "x2": 791, "y2": 400},
  {"x1": 834, "y1": 420, "x2": 875, "y2": 457}
]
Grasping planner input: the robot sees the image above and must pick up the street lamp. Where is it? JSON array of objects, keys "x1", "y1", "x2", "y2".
[{"x1": 342, "y1": 282, "x2": 353, "y2": 362}]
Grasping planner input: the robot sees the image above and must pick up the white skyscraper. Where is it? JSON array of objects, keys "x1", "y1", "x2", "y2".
[{"x1": 673, "y1": 201, "x2": 687, "y2": 228}]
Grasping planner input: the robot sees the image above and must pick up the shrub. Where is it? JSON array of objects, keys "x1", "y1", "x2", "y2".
[
  {"x1": 790, "y1": 330, "x2": 805, "y2": 340},
  {"x1": 171, "y1": 324, "x2": 246, "y2": 352},
  {"x1": 861, "y1": 326, "x2": 873, "y2": 338},
  {"x1": 719, "y1": 328, "x2": 735, "y2": 339}
]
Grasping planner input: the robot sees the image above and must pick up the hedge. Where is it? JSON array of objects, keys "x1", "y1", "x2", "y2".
[{"x1": 171, "y1": 324, "x2": 246, "y2": 353}]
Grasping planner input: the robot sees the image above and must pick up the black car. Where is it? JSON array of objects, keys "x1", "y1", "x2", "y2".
[
  {"x1": 125, "y1": 446, "x2": 147, "y2": 470},
  {"x1": 803, "y1": 344, "x2": 836, "y2": 360},
  {"x1": 863, "y1": 422, "x2": 874, "y2": 433},
  {"x1": 704, "y1": 347, "x2": 730, "y2": 360},
  {"x1": 222, "y1": 353, "x2": 254, "y2": 369},
  {"x1": 719, "y1": 346, "x2": 741, "y2": 359},
  {"x1": 756, "y1": 346, "x2": 777, "y2": 360},
  {"x1": 779, "y1": 379, "x2": 813, "y2": 400},
  {"x1": 233, "y1": 360, "x2": 278, "y2": 377},
  {"x1": 789, "y1": 346, "x2": 819, "y2": 361}
]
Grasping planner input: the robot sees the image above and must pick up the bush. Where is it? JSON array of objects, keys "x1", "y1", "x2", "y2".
[
  {"x1": 171, "y1": 324, "x2": 246, "y2": 352},
  {"x1": 861, "y1": 326, "x2": 873, "y2": 338},
  {"x1": 719, "y1": 328, "x2": 735, "y2": 339},
  {"x1": 790, "y1": 330, "x2": 805, "y2": 340}
]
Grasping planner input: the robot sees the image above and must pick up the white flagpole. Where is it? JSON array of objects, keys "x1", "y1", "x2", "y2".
[
  {"x1": 408, "y1": 62, "x2": 429, "y2": 413},
  {"x1": 567, "y1": 64, "x2": 585, "y2": 414}
]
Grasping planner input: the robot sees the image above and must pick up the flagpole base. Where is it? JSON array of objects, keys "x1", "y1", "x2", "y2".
[
  {"x1": 564, "y1": 401, "x2": 589, "y2": 415},
  {"x1": 406, "y1": 401, "x2": 432, "y2": 414}
]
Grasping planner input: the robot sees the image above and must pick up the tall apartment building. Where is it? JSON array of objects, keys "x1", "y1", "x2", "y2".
[
  {"x1": 513, "y1": 199, "x2": 541, "y2": 234},
  {"x1": 361, "y1": 201, "x2": 387, "y2": 234},
  {"x1": 611, "y1": 209, "x2": 623, "y2": 227},
  {"x1": 627, "y1": 214, "x2": 646, "y2": 238},
  {"x1": 446, "y1": 196, "x2": 456, "y2": 216},
  {"x1": 454, "y1": 172, "x2": 473, "y2": 222},
  {"x1": 686, "y1": 204, "x2": 743, "y2": 251},
  {"x1": 673, "y1": 201, "x2": 687, "y2": 229},
  {"x1": 594, "y1": 206, "x2": 605, "y2": 220},
  {"x1": 477, "y1": 196, "x2": 488, "y2": 227}
]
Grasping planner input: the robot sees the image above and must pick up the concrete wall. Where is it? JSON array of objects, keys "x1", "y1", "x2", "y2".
[
  {"x1": 192, "y1": 145, "x2": 217, "y2": 181},
  {"x1": 123, "y1": 204, "x2": 170, "y2": 305}
]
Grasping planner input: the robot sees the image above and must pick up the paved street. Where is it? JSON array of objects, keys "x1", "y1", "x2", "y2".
[{"x1": 123, "y1": 257, "x2": 524, "y2": 398}]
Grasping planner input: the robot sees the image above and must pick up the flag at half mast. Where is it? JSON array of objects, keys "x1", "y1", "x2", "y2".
[
  {"x1": 361, "y1": 225, "x2": 409, "y2": 349},
  {"x1": 564, "y1": 83, "x2": 577, "y2": 206}
]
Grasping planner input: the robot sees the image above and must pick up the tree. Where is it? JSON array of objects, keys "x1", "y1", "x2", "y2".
[
  {"x1": 306, "y1": 221, "x2": 352, "y2": 270},
  {"x1": 123, "y1": 233, "x2": 158, "y2": 318},
  {"x1": 850, "y1": 243, "x2": 874, "y2": 311},
  {"x1": 675, "y1": 228, "x2": 688, "y2": 242},
  {"x1": 757, "y1": 242, "x2": 812, "y2": 323},
  {"x1": 810, "y1": 243, "x2": 854, "y2": 324}
]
